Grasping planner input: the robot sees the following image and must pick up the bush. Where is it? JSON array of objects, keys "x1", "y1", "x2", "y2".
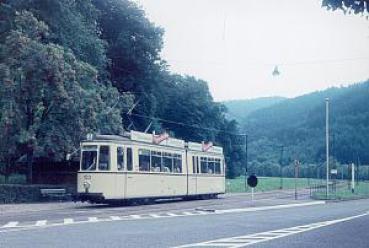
[{"x1": 0, "y1": 184, "x2": 75, "y2": 204}]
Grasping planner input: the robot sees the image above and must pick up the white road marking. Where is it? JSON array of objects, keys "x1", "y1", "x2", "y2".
[
  {"x1": 0, "y1": 201, "x2": 329, "y2": 233},
  {"x1": 182, "y1": 211, "x2": 195, "y2": 216},
  {"x1": 88, "y1": 217, "x2": 98, "y2": 222},
  {"x1": 110, "y1": 216, "x2": 121, "y2": 221},
  {"x1": 2, "y1": 222, "x2": 19, "y2": 228},
  {"x1": 130, "y1": 215, "x2": 142, "y2": 219},
  {"x1": 63, "y1": 218, "x2": 74, "y2": 224},
  {"x1": 194, "y1": 210, "x2": 210, "y2": 215},
  {"x1": 35, "y1": 220, "x2": 47, "y2": 226},
  {"x1": 216, "y1": 201, "x2": 325, "y2": 214},
  {"x1": 173, "y1": 212, "x2": 369, "y2": 248}
]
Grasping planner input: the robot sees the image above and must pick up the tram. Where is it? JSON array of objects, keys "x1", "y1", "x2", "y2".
[{"x1": 77, "y1": 131, "x2": 225, "y2": 204}]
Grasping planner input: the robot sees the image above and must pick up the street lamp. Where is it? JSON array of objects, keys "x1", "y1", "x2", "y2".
[
  {"x1": 243, "y1": 134, "x2": 248, "y2": 191},
  {"x1": 326, "y1": 98, "x2": 330, "y2": 198}
]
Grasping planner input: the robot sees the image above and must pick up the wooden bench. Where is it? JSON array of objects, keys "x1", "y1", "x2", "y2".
[{"x1": 40, "y1": 188, "x2": 70, "y2": 201}]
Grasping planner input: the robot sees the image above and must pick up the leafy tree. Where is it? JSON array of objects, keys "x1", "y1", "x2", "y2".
[
  {"x1": 0, "y1": 10, "x2": 127, "y2": 182},
  {"x1": 0, "y1": 0, "x2": 243, "y2": 181},
  {"x1": 322, "y1": 0, "x2": 369, "y2": 15},
  {"x1": 4, "y1": 0, "x2": 109, "y2": 76}
]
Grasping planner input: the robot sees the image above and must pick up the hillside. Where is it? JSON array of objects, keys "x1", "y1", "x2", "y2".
[
  {"x1": 241, "y1": 81, "x2": 369, "y2": 168},
  {"x1": 223, "y1": 97, "x2": 286, "y2": 122}
]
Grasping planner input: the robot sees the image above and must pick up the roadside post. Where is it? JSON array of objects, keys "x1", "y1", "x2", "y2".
[
  {"x1": 351, "y1": 163, "x2": 355, "y2": 193},
  {"x1": 247, "y1": 174, "x2": 258, "y2": 202},
  {"x1": 294, "y1": 160, "x2": 300, "y2": 200},
  {"x1": 331, "y1": 168, "x2": 338, "y2": 194}
]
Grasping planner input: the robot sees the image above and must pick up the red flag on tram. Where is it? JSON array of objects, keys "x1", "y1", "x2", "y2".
[
  {"x1": 202, "y1": 142, "x2": 213, "y2": 152},
  {"x1": 153, "y1": 132, "x2": 169, "y2": 144}
]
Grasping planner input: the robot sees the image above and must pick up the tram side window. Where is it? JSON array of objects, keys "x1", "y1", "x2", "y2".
[
  {"x1": 200, "y1": 157, "x2": 208, "y2": 173},
  {"x1": 81, "y1": 150, "x2": 97, "y2": 171},
  {"x1": 173, "y1": 154, "x2": 182, "y2": 173},
  {"x1": 151, "y1": 151, "x2": 162, "y2": 172},
  {"x1": 117, "y1": 147, "x2": 124, "y2": 171},
  {"x1": 192, "y1": 156, "x2": 197, "y2": 174},
  {"x1": 127, "y1": 148, "x2": 133, "y2": 171},
  {"x1": 139, "y1": 149, "x2": 150, "y2": 171},
  {"x1": 163, "y1": 153, "x2": 173, "y2": 173},
  {"x1": 208, "y1": 158, "x2": 215, "y2": 174},
  {"x1": 214, "y1": 159, "x2": 221, "y2": 174},
  {"x1": 98, "y1": 146, "x2": 110, "y2": 171}
]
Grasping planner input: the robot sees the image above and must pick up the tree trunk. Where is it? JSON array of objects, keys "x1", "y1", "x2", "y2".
[{"x1": 26, "y1": 149, "x2": 33, "y2": 184}]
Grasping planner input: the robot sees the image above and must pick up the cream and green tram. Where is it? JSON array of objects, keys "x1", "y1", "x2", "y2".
[{"x1": 77, "y1": 131, "x2": 225, "y2": 204}]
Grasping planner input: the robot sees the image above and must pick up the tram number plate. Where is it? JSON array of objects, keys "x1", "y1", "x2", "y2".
[{"x1": 84, "y1": 175, "x2": 91, "y2": 180}]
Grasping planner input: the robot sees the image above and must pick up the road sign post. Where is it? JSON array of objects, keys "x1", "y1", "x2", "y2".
[
  {"x1": 294, "y1": 160, "x2": 300, "y2": 200},
  {"x1": 247, "y1": 175, "x2": 258, "y2": 202},
  {"x1": 351, "y1": 163, "x2": 355, "y2": 193}
]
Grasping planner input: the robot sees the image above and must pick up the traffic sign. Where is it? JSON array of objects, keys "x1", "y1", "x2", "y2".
[{"x1": 247, "y1": 175, "x2": 258, "y2": 188}]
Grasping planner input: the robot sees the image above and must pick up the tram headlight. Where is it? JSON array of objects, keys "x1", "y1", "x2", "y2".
[{"x1": 83, "y1": 181, "x2": 91, "y2": 192}]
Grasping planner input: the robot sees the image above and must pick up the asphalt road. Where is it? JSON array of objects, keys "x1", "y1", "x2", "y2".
[
  {"x1": 1, "y1": 193, "x2": 368, "y2": 248},
  {"x1": 0, "y1": 189, "x2": 310, "y2": 224}
]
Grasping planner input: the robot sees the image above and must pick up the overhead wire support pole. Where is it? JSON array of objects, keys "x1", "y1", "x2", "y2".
[
  {"x1": 326, "y1": 98, "x2": 330, "y2": 199},
  {"x1": 279, "y1": 145, "x2": 284, "y2": 190},
  {"x1": 244, "y1": 134, "x2": 248, "y2": 192}
]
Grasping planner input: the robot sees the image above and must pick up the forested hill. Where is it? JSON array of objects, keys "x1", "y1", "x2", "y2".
[
  {"x1": 241, "y1": 81, "x2": 369, "y2": 169},
  {"x1": 223, "y1": 97, "x2": 286, "y2": 122},
  {"x1": 0, "y1": 0, "x2": 244, "y2": 181}
]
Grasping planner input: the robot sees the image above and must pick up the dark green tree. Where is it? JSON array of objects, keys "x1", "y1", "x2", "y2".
[{"x1": 322, "y1": 0, "x2": 369, "y2": 15}]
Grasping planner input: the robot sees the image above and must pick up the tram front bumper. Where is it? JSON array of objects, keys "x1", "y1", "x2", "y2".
[{"x1": 76, "y1": 193, "x2": 105, "y2": 203}]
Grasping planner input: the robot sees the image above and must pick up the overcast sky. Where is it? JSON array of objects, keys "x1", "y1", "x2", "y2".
[{"x1": 134, "y1": 0, "x2": 369, "y2": 101}]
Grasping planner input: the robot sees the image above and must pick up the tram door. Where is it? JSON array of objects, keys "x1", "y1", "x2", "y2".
[{"x1": 188, "y1": 155, "x2": 198, "y2": 195}]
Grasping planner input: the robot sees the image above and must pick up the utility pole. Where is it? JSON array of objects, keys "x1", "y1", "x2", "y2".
[
  {"x1": 294, "y1": 160, "x2": 299, "y2": 200},
  {"x1": 351, "y1": 163, "x2": 355, "y2": 193},
  {"x1": 356, "y1": 153, "x2": 360, "y2": 185},
  {"x1": 244, "y1": 134, "x2": 248, "y2": 191},
  {"x1": 326, "y1": 98, "x2": 330, "y2": 199},
  {"x1": 279, "y1": 146, "x2": 284, "y2": 189}
]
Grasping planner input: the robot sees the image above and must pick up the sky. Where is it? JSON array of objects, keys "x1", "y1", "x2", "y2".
[{"x1": 134, "y1": 0, "x2": 369, "y2": 101}]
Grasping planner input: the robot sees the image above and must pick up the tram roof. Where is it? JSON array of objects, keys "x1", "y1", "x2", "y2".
[{"x1": 82, "y1": 131, "x2": 223, "y2": 154}]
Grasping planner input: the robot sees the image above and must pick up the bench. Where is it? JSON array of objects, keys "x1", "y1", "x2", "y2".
[{"x1": 40, "y1": 188, "x2": 70, "y2": 201}]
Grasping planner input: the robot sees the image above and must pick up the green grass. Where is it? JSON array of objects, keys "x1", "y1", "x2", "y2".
[
  {"x1": 312, "y1": 181, "x2": 369, "y2": 200},
  {"x1": 226, "y1": 176, "x2": 322, "y2": 193}
]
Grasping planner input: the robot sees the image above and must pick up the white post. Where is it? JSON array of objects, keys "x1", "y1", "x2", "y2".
[
  {"x1": 351, "y1": 163, "x2": 355, "y2": 193},
  {"x1": 326, "y1": 98, "x2": 330, "y2": 198},
  {"x1": 251, "y1": 187, "x2": 254, "y2": 201}
]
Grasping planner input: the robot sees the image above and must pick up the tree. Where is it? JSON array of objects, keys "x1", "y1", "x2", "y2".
[
  {"x1": 0, "y1": 11, "x2": 128, "y2": 183},
  {"x1": 322, "y1": 0, "x2": 369, "y2": 15},
  {"x1": 0, "y1": 0, "x2": 244, "y2": 181}
]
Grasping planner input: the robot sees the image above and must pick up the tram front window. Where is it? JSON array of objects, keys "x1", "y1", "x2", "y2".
[
  {"x1": 98, "y1": 146, "x2": 110, "y2": 171},
  {"x1": 81, "y1": 150, "x2": 97, "y2": 171}
]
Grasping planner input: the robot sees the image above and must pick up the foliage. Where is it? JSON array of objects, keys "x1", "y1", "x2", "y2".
[
  {"x1": 234, "y1": 82, "x2": 369, "y2": 177},
  {"x1": 0, "y1": 8, "x2": 130, "y2": 182},
  {"x1": 0, "y1": 0, "x2": 243, "y2": 181},
  {"x1": 223, "y1": 97, "x2": 286, "y2": 123},
  {"x1": 322, "y1": 0, "x2": 369, "y2": 15}
]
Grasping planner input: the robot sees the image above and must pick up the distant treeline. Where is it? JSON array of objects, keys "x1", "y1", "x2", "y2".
[
  {"x1": 0, "y1": 0, "x2": 244, "y2": 182},
  {"x1": 226, "y1": 82, "x2": 369, "y2": 178}
]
